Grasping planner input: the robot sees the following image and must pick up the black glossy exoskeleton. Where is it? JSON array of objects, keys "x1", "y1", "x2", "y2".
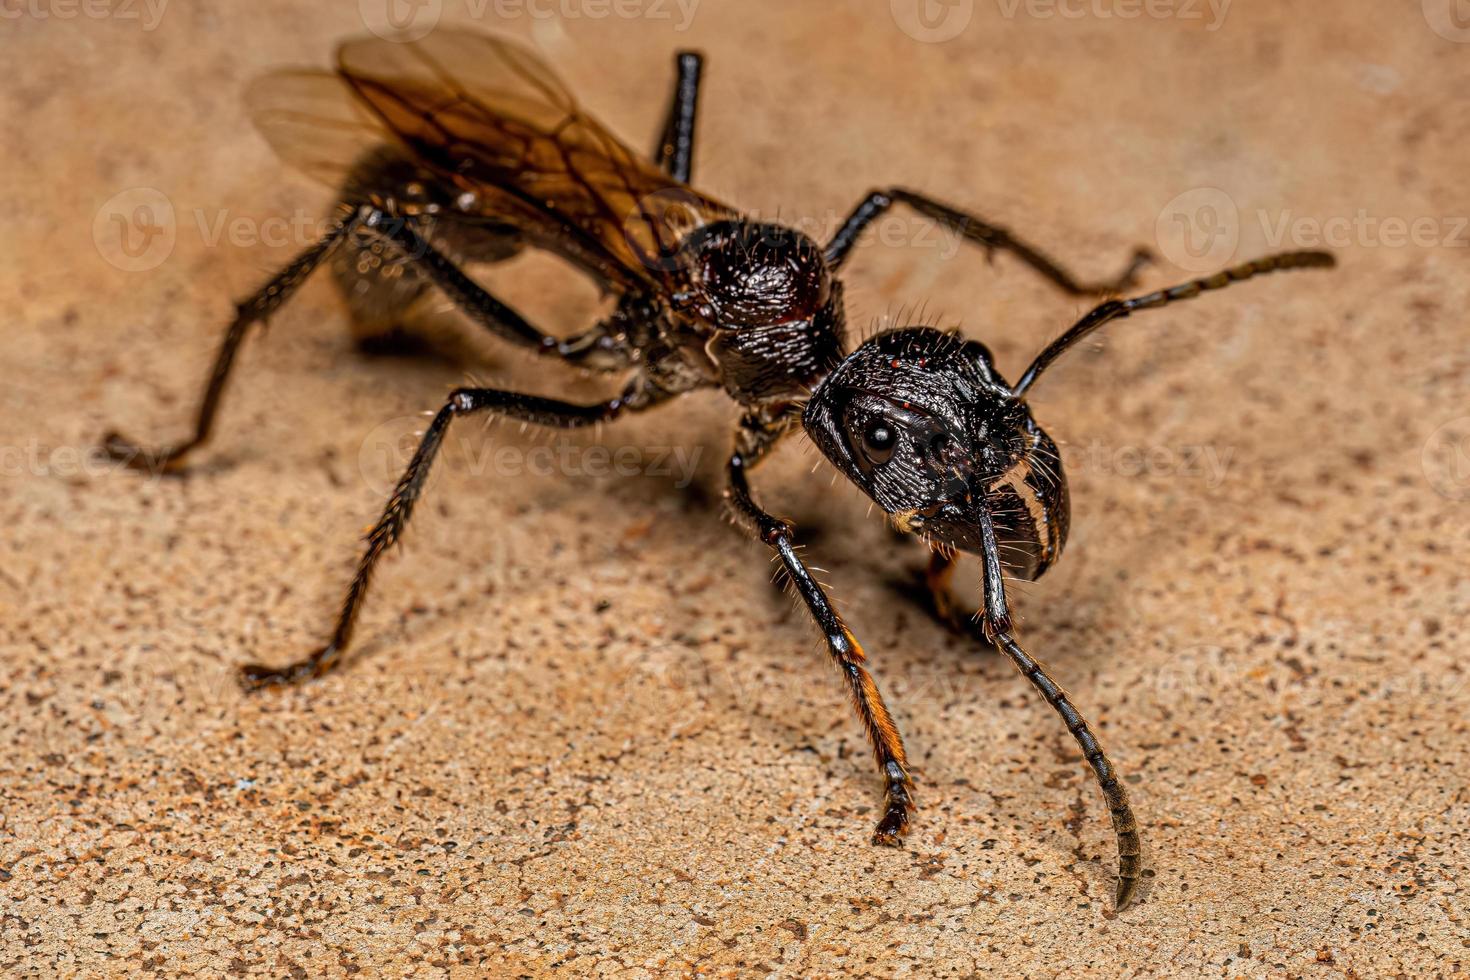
[{"x1": 103, "y1": 30, "x2": 1334, "y2": 910}]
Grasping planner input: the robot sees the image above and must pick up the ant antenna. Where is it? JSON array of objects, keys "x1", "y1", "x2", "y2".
[
  {"x1": 1012, "y1": 250, "x2": 1335, "y2": 397},
  {"x1": 974, "y1": 504, "x2": 1142, "y2": 909}
]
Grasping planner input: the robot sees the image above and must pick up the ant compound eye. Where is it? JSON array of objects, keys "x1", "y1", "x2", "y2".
[
  {"x1": 859, "y1": 417, "x2": 898, "y2": 466},
  {"x1": 840, "y1": 404, "x2": 901, "y2": 473}
]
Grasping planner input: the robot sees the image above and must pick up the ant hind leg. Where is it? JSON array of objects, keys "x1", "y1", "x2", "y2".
[{"x1": 101, "y1": 208, "x2": 366, "y2": 473}]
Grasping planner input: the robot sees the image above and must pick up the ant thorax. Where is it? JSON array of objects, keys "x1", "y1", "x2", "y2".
[{"x1": 673, "y1": 219, "x2": 847, "y2": 406}]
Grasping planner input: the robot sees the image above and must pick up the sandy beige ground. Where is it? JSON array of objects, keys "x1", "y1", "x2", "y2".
[{"x1": 3, "y1": 0, "x2": 1468, "y2": 975}]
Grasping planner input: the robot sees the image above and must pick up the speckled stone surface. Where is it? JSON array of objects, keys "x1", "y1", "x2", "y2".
[{"x1": 3, "y1": 1, "x2": 1468, "y2": 975}]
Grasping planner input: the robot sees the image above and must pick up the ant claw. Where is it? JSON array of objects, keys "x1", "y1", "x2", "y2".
[
  {"x1": 872, "y1": 776, "x2": 913, "y2": 846},
  {"x1": 99, "y1": 430, "x2": 188, "y2": 474},
  {"x1": 871, "y1": 809, "x2": 910, "y2": 846},
  {"x1": 1114, "y1": 875, "x2": 1140, "y2": 912},
  {"x1": 238, "y1": 663, "x2": 295, "y2": 692},
  {"x1": 1113, "y1": 246, "x2": 1155, "y2": 291},
  {"x1": 100, "y1": 430, "x2": 148, "y2": 465},
  {"x1": 238, "y1": 650, "x2": 333, "y2": 692}
]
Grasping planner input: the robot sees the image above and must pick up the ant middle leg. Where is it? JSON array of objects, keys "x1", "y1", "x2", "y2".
[
  {"x1": 357, "y1": 208, "x2": 634, "y2": 371},
  {"x1": 239, "y1": 382, "x2": 654, "y2": 689},
  {"x1": 331, "y1": 217, "x2": 520, "y2": 359},
  {"x1": 823, "y1": 188, "x2": 1151, "y2": 294},
  {"x1": 325, "y1": 149, "x2": 634, "y2": 364}
]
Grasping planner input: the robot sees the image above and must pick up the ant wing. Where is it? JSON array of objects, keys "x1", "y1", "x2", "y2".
[
  {"x1": 249, "y1": 30, "x2": 734, "y2": 293},
  {"x1": 245, "y1": 69, "x2": 401, "y2": 191},
  {"x1": 335, "y1": 30, "x2": 736, "y2": 290}
]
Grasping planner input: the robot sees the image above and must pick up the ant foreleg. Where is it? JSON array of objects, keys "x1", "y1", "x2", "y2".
[
  {"x1": 239, "y1": 384, "x2": 640, "y2": 689},
  {"x1": 920, "y1": 548, "x2": 976, "y2": 635},
  {"x1": 824, "y1": 188, "x2": 1151, "y2": 295},
  {"x1": 654, "y1": 51, "x2": 703, "y2": 182},
  {"x1": 726, "y1": 417, "x2": 915, "y2": 845}
]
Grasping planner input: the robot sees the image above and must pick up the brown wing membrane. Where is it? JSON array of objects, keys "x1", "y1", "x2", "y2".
[
  {"x1": 251, "y1": 30, "x2": 733, "y2": 293},
  {"x1": 246, "y1": 69, "x2": 409, "y2": 189}
]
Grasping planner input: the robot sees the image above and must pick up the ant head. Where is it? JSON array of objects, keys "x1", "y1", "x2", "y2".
[
  {"x1": 682, "y1": 220, "x2": 830, "y2": 328},
  {"x1": 802, "y1": 327, "x2": 1069, "y2": 580}
]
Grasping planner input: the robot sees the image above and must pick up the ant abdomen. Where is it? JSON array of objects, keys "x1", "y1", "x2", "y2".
[{"x1": 333, "y1": 147, "x2": 524, "y2": 350}]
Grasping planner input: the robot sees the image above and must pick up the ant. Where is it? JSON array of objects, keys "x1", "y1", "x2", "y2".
[{"x1": 102, "y1": 29, "x2": 1335, "y2": 909}]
